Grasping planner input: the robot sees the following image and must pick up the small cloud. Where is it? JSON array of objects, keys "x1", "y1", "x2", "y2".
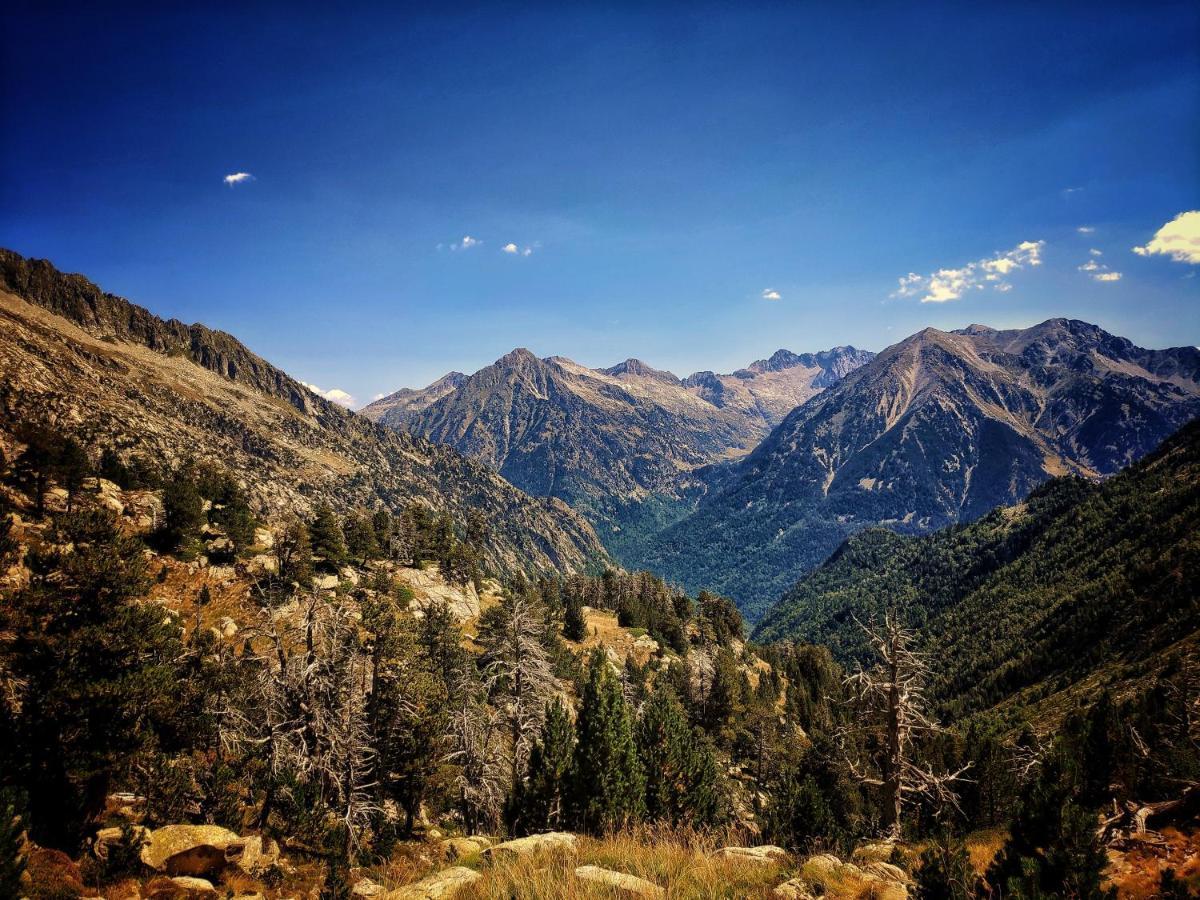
[
  {"x1": 1089, "y1": 248, "x2": 1103, "y2": 256},
  {"x1": 223, "y1": 172, "x2": 254, "y2": 186},
  {"x1": 503, "y1": 243, "x2": 519, "y2": 254},
  {"x1": 761, "y1": 289, "x2": 782, "y2": 301},
  {"x1": 1078, "y1": 258, "x2": 1121, "y2": 283},
  {"x1": 372, "y1": 393, "x2": 385, "y2": 401},
  {"x1": 301, "y1": 381, "x2": 356, "y2": 408},
  {"x1": 1132, "y1": 211, "x2": 1200, "y2": 264},
  {"x1": 448, "y1": 235, "x2": 481, "y2": 251},
  {"x1": 1061, "y1": 187, "x2": 1084, "y2": 197},
  {"x1": 892, "y1": 240, "x2": 1043, "y2": 303},
  {"x1": 1077, "y1": 226, "x2": 1095, "y2": 234},
  {"x1": 503, "y1": 241, "x2": 536, "y2": 256}
]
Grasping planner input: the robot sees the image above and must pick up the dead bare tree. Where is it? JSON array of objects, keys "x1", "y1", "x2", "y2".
[
  {"x1": 840, "y1": 613, "x2": 970, "y2": 840},
  {"x1": 478, "y1": 591, "x2": 560, "y2": 796},
  {"x1": 220, "y1": 589, "x2": 377, "y2": 857},
  {"x1": 444, "y1": 665, "x2": 507, "y2": 833}
]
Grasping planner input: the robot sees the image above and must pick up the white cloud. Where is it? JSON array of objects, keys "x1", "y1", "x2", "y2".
[
  {"x1": 761, "y1": 288, "x2": 782, "y2": 301},
  {"x1": 1089, "y1": 248, "x2": 1103, "y2": 256},
  {"x1": 1078, "y1": 258, "x2": 1121, "y2": 283},
  {"x1": 1077, "y1": 226, "x2": 1095, "y2": 234},
  {"x1": 1061, "y1": 187, "x2": 1084, "y2": 197},
  {"x1": 503, "y1": 241, "x2": 536, "y2": 256},
  {"x1": 1132, "y1": 211, "x2": 1200, "y2": 264},
  {"x1": 301, "y1": 381, "x2": 356, "y2": 408},
  {"x1": 503, "y1": 243, "x2": 519, "y2": 254},
  {"x1": 892, "y1": 240, "x2": 1043, "y2": 303},
  {"x1": 448, "y1": 235, "x2": 481, "y2": 251},
  {"x1": 223, "y1": 172, "x2": 254, "y2": 186},
  {"x1": 372, "y1": 392, "x2": 385, "y2": 401}
]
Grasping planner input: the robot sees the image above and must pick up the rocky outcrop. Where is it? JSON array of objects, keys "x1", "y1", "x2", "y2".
[
  {"x1": 481, "y1": 831, "x2": 577, "y2": 861},
  {"x1": 138, "y1": 825, "x2": 277, "y2": 877},
  {"x1": 711, "y1": 844, "x2": 790, "y2": 865},
  {"x1": 382, "y1": 865, "x2": 481, "y2": 899},
  {"x1": 440, "y1": 835, "x2": 493, "y2": 860},
  {"x1": 574, "y1": 864, "x2": 665, "y2": 896}
]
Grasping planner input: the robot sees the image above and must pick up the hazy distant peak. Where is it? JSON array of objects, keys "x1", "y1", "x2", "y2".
[{"x1": 602, "y1": 358, "x2": 681, "y2": 383}]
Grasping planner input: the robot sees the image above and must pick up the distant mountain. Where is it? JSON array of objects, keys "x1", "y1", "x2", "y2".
[
  {"x1": 0, "y1": 249, "x2": 606, "y2": 576},
  {"x1": 368, "y1": 344, "x2": 873, "y2": 535},
  {"x1": 753, "y1": 420, "x2": 1200, "y2": 721},
  {"x1": 632, "y1": 319, "x2": 1200, "y2": 621},
  {"x1": 360, "y1": 371, "x2": 467, "y2": 422}
]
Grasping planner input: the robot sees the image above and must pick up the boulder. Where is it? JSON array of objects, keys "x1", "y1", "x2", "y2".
[
  {"x1": 712, "y1": 845, "x2": 790, "y2": 865},
  {"x1": 481, "y1": 831, "x2": 577, "y2": 862},
  {"x1": 352, "y1": 878, "x2": 386, "y2": 897},
  {"x1": 398, "y1": 565, "x2": 480, "y2": 621},
  {"x1": 139, "y1": 824, "x2": 243, "y2": 876},
  {"x1": 773, "y1": 879, "x2": 818, "y2": 899},
  {"x1": 314, "y1": 573, "x2": 340, "y2": 590},
  {"x1": 574, "y1": 865, "x2": 664, "y2": 897},
  {"x1": 863, "y1": 860, "x2": 912, "y2": 885},
  {"x1": 143, "y1": 875, "x2": 217, "y2": 899},
  {"x1": 216, "y1": 617, "x2": 239, "y2": 639},
  {"x1": 383, "y1": 865, "x2": 482, "y2": 899},
  {"x1": 440, "y1": 835, "x2": 492, "y2": 860}
]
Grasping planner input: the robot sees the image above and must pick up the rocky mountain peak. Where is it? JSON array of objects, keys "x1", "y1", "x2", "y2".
[{"x1": 602, "y1": 358, "x2": 682, "y2": 384}]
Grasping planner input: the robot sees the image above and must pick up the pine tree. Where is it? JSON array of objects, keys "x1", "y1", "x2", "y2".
[
  {"x1": 568, "y1": 651, "x2": 644, "y2": 833},
  {"x1": 0, "y1": 509, "x2": 182, "y2": 849},
  {"x1": 563, "y1": 594, "x2": 587, "y2": 642},
  {"x1": 160, "y1": 470, "x2": 205, "y2": 552},
  {"x1": 637, "y1": 686, "x2": 725, "y2": 826},
  {"x1": 275, "y1": 517, "x2": 314, "y2": 587},
  {"x1": 309, "y1": 503, "x2": 347, "y2": 568},
  {"x1": 512, "y1": 697, "x2": 574, "y2": 834},
  {"x1": 914, "y1": 832, "x2": 978, "y2": 899},
  {"x1": 343, "y1": 511, "x2": 379, "y2": 565}
]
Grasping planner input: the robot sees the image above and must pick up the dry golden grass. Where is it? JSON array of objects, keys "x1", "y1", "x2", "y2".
[
  {"x1": 964, "y1": 828, "x2": 1006, "y2": 876},
  {"x1": 457, "y1": 826, "x2": 790, "y2": 899}
]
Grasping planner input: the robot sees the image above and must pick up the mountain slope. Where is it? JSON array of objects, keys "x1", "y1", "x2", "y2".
[
  {"x1": 753, "y1": 420, "x2": 1200, "y2": 720},
  {"x1": 634, "y1": 320, "x2": 1200, "y2": 620},
  {"x1": 365, "y1": 345, "x2": 872, "y2": 538},
  {"x1": 0, "y1": 249, "x2": 606, "y2": 576}
]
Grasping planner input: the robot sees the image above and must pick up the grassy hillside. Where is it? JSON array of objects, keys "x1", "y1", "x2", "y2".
[{"x1": 754, "y1": 420, "x2": 1200, "y2": 719}]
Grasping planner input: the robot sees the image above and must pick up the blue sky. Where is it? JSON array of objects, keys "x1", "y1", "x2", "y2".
[{"x1": 2, "y1": 2, "x2": 1198, "y2": 407}]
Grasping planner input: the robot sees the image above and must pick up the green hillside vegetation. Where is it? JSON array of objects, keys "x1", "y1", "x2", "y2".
[{"x1": 754, "y1": 420, "x2": 1200, "y2": 720}]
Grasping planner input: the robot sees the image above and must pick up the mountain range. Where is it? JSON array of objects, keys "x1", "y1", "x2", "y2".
[
  {"x1": 636, "y1": 319, "x2": 1200, "y2": 619},
  {"x1": 362, "y1": 343, "x2": 873, "y2": 537},
  {"x1": 369, "y1": 316, "x2": 1200, "y2": 622},
  {"x1": 0, "y1": 249, "x2": 606, "y2": 576}
]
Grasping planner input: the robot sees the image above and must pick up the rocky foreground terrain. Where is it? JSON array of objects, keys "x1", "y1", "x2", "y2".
[{"x1": 0, "y1": 249, "x2": 606, "y2": 577}]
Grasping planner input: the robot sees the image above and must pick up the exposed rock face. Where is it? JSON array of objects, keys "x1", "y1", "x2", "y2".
[
  {"x1": 440, "y1": 835, "x2": 493, "y2": 860},
  {"x1": 480, "y1": 831, "x2": 578, "y2": 861},
  {"x1": 0, "y1": 249, "x2": 606, "y2": 578},
  {"x1": 140, "y1": 825, "x2": 243, "y2": 876},
  {"x1": 368, "y1": 343, "x2": 871, "y2": 540},
  {"x1": 574, "y1": 864, "x2": 665, "y2": 896},
  {"x1": 397, "y1": 564, "x2": 482, "y2": 620},
  {"x1": 382, "y1": 865, "x2": 481, "y2": 899},
  {"x1": 711, "y1": 845, "x2": 790, "y2": 865},
  {"x1": 637, "y1": 319, "x2": 1200, "y2": 619}
]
